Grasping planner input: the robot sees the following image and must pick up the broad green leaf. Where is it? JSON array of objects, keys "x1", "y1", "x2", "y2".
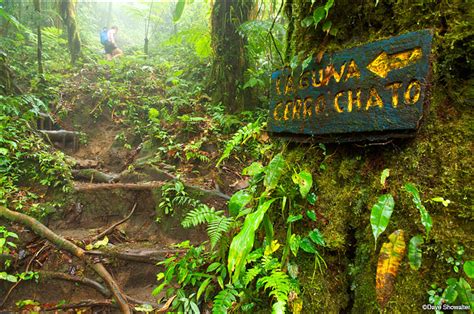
[
  {"x1": 197, "y1": 277, "x2": 211, "y2": 300},
  {"x1": 408, "y1": 235, "x2": 424, "y2": 270},
  {"x1": 309, "y1": 229, "x2": 325, "y2": 246},
  {"x1": 464, "y1": 260, "x2": 474, "y2": 279},
  {"x1": 405, "y1": 183, "x2": 432, "y2": 238},
  {"x1": 370, "y1": 194, "x2": 395, "y2": 248},
  {"x1": 0, "y1": 148, "x2": 8, "y2": 155},
  {"x1": 380, "y1": 168, "x2": 390, "y2": 187},
  {"x1": 229, "y1": 190, "x2": 253, "y2": 216},
  {"x1": 306, "y1": 210, "x2": 317, "y2": 221},
  {"x1": 443, "y1": 283, "x2": 458, "y2": 303},
  {"x1": 289, "y1": 234, "x2": 301, "y2": 256},
  {"x1": 456, "y1": 277, "x2": 474, "y2": 309},
  {"x1": 264, "y1": 154, "x2": 285, "y2": 191},
  {"x1": 313, "y1": 6, "x2": 326, "y2": 27},
  {"x1": 243, "y1": 162, "x2": 264, "y2": 176},
  {"x1": 228, "y1": 199, "x2": 276, "y2": 282},
  {"x1": 307, "y1": 192, "x2": 317, "y2": 205},
  {"x1": 300, "y1": 237, "x2": 316, "y2": 254},
  {"x1": 287, "y1": 214, "x2": 303, "y2": 223},
  {"x1": 206, "y1": 262, "x2": 221, "y2": 273},
  {"x1": 173, "y1": 0, "x2": 186, "y2": 22},
  {"x1": 292, "y1": 170, "x2": 312, "y2": 198}
]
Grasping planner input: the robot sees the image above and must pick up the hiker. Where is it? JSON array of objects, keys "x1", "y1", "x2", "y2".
[{"x1": 102, "y1": 26, "x2": 123, "y2": 60}]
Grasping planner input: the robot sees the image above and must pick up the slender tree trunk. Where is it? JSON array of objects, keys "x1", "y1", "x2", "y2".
[
  {"x1": 210, "y1": 0, "x2": 254, "y2": 113},
  {"x1": 144, "y1": 0, "x2": 153, "y2": 57},
  {"x1": 33, "y1": 0, "x2": 44, "y2": 82},
  {"x1": 60, "y1": 0, "x2": 81, "y2": 64}
]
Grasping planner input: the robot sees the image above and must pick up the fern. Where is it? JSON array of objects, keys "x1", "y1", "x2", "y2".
[
  {"x1": 212, "y1": 286, "x2": 238, "y2": 314},
  {"x1": 207, "y1": 215, "x2": 233, "y2": 249},
  {"x1": 174, "y1": 194, "x2": 200, "y2": 208},
  {"x1": 181, "y1": 204, "x2": 222, "y2": 228},
  {"x1": 257, "y1": 271, "x2": 292, "y2": 310},
  {"x1": 216, "y1": 121, "x2": 264, "y2": 167},
  {"x1": 243, "y1": 266, "x2": 261, "y2": 286}
]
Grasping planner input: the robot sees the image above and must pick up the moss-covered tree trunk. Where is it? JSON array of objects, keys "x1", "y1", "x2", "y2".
[
  {"x1": 60, "y1": 0, "x2": 81, "y2": 65},
  {"x1": 210, "y1": 0, "x2": 254, "y2": 113},
  {"x1": 282, "y1": 1, "x2": 473, "y2": 312}
]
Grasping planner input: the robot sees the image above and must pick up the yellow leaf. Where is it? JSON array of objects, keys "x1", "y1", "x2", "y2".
[
  {"x1": 376, "y1": 229, "x2": 406, "y2": 308},
  {"x1": 264, "y1": 240, "x2": 280, "y2": 256}
]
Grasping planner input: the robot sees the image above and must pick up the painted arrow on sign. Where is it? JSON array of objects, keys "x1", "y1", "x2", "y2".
[{"x1": 367, "y1": 47, "x2": 423, "y2": 78}]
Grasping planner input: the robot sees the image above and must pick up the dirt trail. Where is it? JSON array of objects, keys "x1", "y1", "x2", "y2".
[{"x1": 1, "y1": 71, "x2": 233, "y2": 312}]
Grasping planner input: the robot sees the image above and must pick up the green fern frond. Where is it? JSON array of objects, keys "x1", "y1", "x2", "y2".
[
  {"x1": 207, "y1": 215, "x2": 233, "y2": 249},
  {"x1": 212, "y1": 286, "x2": 238, "y2": 314},
  {"x1": 243, "y1": 266, "x2": 261, "y2": 286},
  {"x1": 216, "y1": 121, "x2": 264, "y2": 167},
  {"x1": 181, "y1": 205, "x2": 223, "y2": 228},
  {"x1": 257, "y1": 271, "x2": 291, "y2": 306}
]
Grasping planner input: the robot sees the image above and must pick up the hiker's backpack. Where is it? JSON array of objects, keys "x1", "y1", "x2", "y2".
[{"x1": 100, "y1": 28, "x2": 108, "y2": 45}]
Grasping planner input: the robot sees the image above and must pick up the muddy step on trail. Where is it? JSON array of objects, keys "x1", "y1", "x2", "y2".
[{"x1": 1, "y1": 95, "x2": 231, "y2": 311}]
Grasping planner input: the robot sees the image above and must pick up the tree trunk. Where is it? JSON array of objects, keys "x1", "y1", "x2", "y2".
[
  {"x1": 60, "y1": 0, "x2": 81, "y2": 64},
  {"x1": 144, "y1": 0, "x2": 153, "y2": 57},
  {"x1": 33, "y1": 0, "x2": 44, "y2": 82},
  {"x1": 282, "y1": 1, "x2": 473, "y2": 313},
  {"x1": 210, "y1": 0, "x2": 254, "y2": 114}
]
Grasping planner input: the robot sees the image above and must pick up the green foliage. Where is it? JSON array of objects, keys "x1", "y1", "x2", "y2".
[
  {"x1": 404, "y1": 183, "x2": 433, "y2": 238},
  {"x1": 213, "y1": 285, "x2": 239, "y2": 314},
  {"x1": 291, "y1": 170, "x2": 312, "y2": 199},
  {"x1": 0, "y1": 95, "x2": 72, "y2": 215},
  {"x1": 228, "y1": 199, "x2": 275, "y2": 282},
  {"x1": 228, "y1": 190, "x2": 253, "y2": 217},
  {"x1": 158, "y1": 181, "x2": 198, "y2": 216},
  {"x1": 257, "y1": 271, "x2": 292, "y2": 313},
  {"x1": 464, "y1": 261, "x2": 474, "y2": 279},
  {"x1": 370, "y1": 194, "x2": 395, "y2": 249},
  {"x1": 264, "y1": 154, "x2": 286, "y2": 191},
  {"x1": 0, "y1": 227, "x2": 38, "y2": 283},
  {"x1": 408, "y1": 235, "x2": 424, "y2": 271},
  {"x1": 216, "y1": 121, "x2": 266, "y2": 167},
  {"x1": 182, "y1": 205, "x2": 233, "y2": 249},
  {"x1": 428, "y1": 278, "x2": 474, "y2": 312}
]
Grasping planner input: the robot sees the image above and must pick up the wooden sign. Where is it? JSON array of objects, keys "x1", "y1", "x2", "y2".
[{"x1": 268, "y1": 30, "x2": 433, "y2": 142}]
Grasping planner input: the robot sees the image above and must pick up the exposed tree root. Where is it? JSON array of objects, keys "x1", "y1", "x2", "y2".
[
  {"x1": 72, "y1": 168, "x2": 120, "y2": 183},
  {"x1": 38, "y1": 270, "x2": 111, "y2": 297},
  {"x1": 42, "y1": 299, "x2": 114, "y2": 311},
  {"x1": 74, "y1": 181, "x2": 230, "y2": 200},
  {"x1": 0, "y1": 206, "x2": 131, "y2": 314},
  {"x1": 74, "y1": 182, "x2": 164, "y2": 191},
  {"x1": 86, "y1": 246, "x2": 184, "y2": 264},
  {"x1": 38, "y1": 270, "x2": 154, "y2": 306},
  {"x1": 90, "y1": 203, "x2": 137, "y2": 242}
]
